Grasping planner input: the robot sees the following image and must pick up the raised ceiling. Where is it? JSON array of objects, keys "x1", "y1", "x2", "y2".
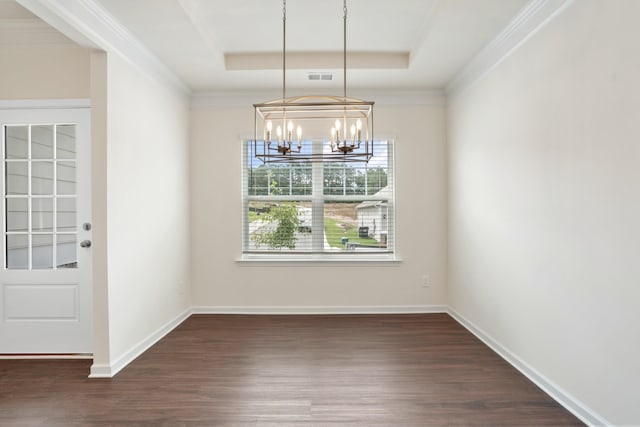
[{"x1": 6, "y1": 0, "x2": 532, "y2": 92}]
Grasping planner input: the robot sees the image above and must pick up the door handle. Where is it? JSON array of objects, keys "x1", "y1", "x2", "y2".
[{"x1": 80, "y1": 240, "x2": 92, "y2": 248}]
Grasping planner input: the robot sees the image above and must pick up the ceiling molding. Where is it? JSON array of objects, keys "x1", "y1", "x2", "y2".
[
  {"x1": 446, "y1": 0, "x2": 575, "y2": 99},
  {"x1": 191, "y1": 89, "x2": 445, "y2": 109},
  {"x1": 225, "y1": 52, "x2": 410, "y2": 71},
  {"x1": 16, "y1": 0, "x2": 190, "y2": 97}
]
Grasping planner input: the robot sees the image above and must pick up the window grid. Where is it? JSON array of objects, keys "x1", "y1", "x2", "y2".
[
  {"x1": 4, "y1": 124, "x2": 77, "y2": 270},
  {"x1": 243, "y1": 139, "x2": 394, "y2": 255}
]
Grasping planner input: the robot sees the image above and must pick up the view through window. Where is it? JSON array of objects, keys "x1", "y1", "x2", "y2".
[{"x1": 243, "y1": 139, "x2": 394, "y2": 255}]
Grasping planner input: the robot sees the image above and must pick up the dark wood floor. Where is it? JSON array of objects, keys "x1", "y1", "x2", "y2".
[{"x1": 0, "y1": 314, "x2": 583, "y2": 426}]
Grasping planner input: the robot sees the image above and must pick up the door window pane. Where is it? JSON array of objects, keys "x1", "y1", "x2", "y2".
[
  {"x1": 56, "y1": 198, "x2": 76, "y2": 232},
  {"x1": 31, "y1": 125, "x2": 54, "y2": 159},
  {"x1": 32, "y1": 162, "x2": 53, "y2": 195},
  {"x1": 32, "y1": 198, "x2": 54, "y2": 232},
  {"x1": 5, "y1": 162, "x2": 28, "y2": 195},
  {"x1": 56, "y1": 125, "x2": 76, "y2": 159},
  {"x1": 6, "y1": 198, "x2": 28, "y2": 232},
  {"x1": 32, "y1": 234, "x2": 53, "y2": 269},
  {"x1": 6, "y1": 234, "x2": 28, "y2": 269},
  {"x1": 5, "y1": 126, "x2": 28, "y2": 159},
  {"x1": 56, "y1": 234, "x2": 77, "y2": 268},
  {"x1": 57, "y1": 161, "x2": 76, "y2": 195}
]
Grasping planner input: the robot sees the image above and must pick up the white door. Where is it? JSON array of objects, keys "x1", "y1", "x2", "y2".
[{"x1": 0, "y1": 107, "x2": 92, "y2": 354}]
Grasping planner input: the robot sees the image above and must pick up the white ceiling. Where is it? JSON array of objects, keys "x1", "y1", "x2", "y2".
[{"x1": 3, "y1": 0, "x2": 531, "y2": 92}]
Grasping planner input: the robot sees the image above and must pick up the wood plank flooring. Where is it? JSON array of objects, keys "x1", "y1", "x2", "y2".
[{"x1": 0, "y1": 314, "x2": 584, "y2": 426}]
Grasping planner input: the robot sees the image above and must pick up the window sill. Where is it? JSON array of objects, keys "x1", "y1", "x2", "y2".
[{"x1": 237, "y1": 253, "x2": 402, "y2": 265}]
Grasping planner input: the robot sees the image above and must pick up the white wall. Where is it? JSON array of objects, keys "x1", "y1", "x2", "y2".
[
  {"x1": 447, "y1": 1, "x2": 640, "y2": 424},
  {"x1": 0, "y1": 45, "x2": 90, "y2": 99},
  {"x1": 190, "y1": 100, "x2": 447, "y2": 309},
  {"x1": 103, "y1": 53, "x2": 191, "y2": 366}
]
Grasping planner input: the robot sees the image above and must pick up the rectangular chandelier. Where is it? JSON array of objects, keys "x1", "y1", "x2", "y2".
[
  {"x1": 253, "y1": 95, "x2": 374, "y2": 164},
  {"x1": 251, "y1": 0, "x2": 375, "y2": 164}
]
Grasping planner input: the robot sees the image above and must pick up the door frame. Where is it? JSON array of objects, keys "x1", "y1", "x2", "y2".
[{"x1": 0, "y1": 99, "x2": 92, "y2": 355}]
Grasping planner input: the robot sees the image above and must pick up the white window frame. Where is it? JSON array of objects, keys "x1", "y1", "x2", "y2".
[{"x1": 241, "y1": 139, "x2": 397, "y2": 262}]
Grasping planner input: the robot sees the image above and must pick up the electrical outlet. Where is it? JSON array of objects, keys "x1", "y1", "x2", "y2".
[{"x1": 421, "y1": 274, "x2": 430, "y2": 288}]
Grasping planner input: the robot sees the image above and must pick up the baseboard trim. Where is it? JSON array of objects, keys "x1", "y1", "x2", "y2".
[
  {"x1": 88, "y1": 363, "x2": 112, "y2": 378},
  {"x1": 446, "y1": 307, "x2": 610, "y2": 427},
  {"x1": 89, "y1": 307, "x2": 191, "y2": 378},
  {"x1": 192, "y1": 305, "x2": 448, "y2": 315},
  {"x1": 0, "y1": 354, "x2": 92, "y2": 360}
]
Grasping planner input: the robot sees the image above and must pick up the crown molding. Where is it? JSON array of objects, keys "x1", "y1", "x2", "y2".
[
  {"x1": 192, "y1": 89, "x2": 445, "y2": 109},
  {"x1": 16, "y1": 0, "x2": 190, "y2": 97},
  {"x1": 446, "y1": 0, "x2": 575, "y2": 99}
]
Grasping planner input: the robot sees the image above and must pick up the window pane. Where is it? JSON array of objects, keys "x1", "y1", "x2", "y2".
[
  {"x1": 32, "y1": 234, "x2": 53, "y2": 269},
  {"x1": 247, "y1": 201, "x2": 312, "y2": 252},
  {"x1": 57, "y1": 161, "x2": 76, "y2": 195},
  {"x1": 56, "y1": 198, "x2": 76, "y2": 232},
  {"x1": 32, "y1": 198, "x2": 54, "y2": 232},
  {"x1": 6, "y1": 234, "x2": 28, "y2": 269},
  {"x1": 5, "y1": 126, "x2": 28, "y2": 159},
  {"x1": 6, "y1": 162, "x2": 28, "y2": 195},
  {"x1": 32, "y1": 161, "x2": 53, "y2": 195},
  {"x1": 56, "y1": 125, "x2": 76, "y2": 159},
  {"x1": 248, "y1": 163, "x2": 312, "y2": 196},
  {"x1": 6, "y1": 198, "x2": 28, "y2": 232},
  {"x1": 56, "y1": 234, "x2": 77, "y2": 268},
  {"x1": 323, "y1": 143, "x2": 389, "y2": 196},
  {"x1": 31, "y1": 125, "x2": 54, "y2": 159},
  {"x1": 324, "y1": 202, "x2": 389, "y2": 252}
]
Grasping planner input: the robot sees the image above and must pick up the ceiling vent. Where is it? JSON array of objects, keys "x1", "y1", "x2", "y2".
[{"x1": 308, "y1": 72, "x2": 333, "y2": 81}]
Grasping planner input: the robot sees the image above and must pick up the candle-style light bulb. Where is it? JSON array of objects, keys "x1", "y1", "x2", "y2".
[
  {"x1": 350, "y1": 124, "x2": 356, "y2": 144},
  {"x1": 276, "y1": 125, "x2": 282, "y2": 144},
  {"x1": 296, "y1": 126, "x2": 302, "y2": 148},
  {"x1": 287, "y1": 121, "x2": 293, "y2": 142},
  {"x1": 343, "y1": 120, "x2": 347, "y2": 144},
  {"x1": 356, "y1": 119, "x2": 362, "y2": 142},
  {"x1": 266, "y1": 120, "x2": 273, "y2": 142}
]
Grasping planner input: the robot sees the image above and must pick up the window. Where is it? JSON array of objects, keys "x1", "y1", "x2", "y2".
[
  {"x1": 243, "y1": 139, "x2": 394, "y2": 258},
  {"x1": 4, "y1": 124, "x2": 78, "y2": 269}
]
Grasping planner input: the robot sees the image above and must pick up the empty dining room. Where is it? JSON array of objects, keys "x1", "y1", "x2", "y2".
[{"x1": 1, "y1": 0, "x2": 639, "y2": 425}]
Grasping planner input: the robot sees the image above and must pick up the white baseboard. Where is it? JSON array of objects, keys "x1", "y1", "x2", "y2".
[
  {"x1": 446, "y1": 307, "x2": 610, "y2": 427},
  {"x1": 88, "y1": 363, "x2": 112, "y2": 378},
  {"x1": 89, "y1": 307, "x2": 191, "y2": 378},
  {"x1": 0, "y1": 354, "x2": 92, "y2": 360},
  {"x1": 192, "y1": 305, "x2": 448, "y2": 315}
]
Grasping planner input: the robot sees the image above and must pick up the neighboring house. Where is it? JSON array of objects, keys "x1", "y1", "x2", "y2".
[{"x1": 356, "y1": 186, "x2": 390, "y2": 245}]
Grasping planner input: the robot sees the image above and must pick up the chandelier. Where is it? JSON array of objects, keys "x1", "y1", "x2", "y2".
[{"x1": 252, "y1": 0, "x2": 375, "y2": 164}]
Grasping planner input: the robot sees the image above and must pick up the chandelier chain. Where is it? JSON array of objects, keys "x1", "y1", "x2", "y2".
[
  {"x1": 343, "y1": 0, "x2": 347, "y2": 100},
  {"x1": 282, "y1": 0, "x2": 287, "y2": 101}
]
